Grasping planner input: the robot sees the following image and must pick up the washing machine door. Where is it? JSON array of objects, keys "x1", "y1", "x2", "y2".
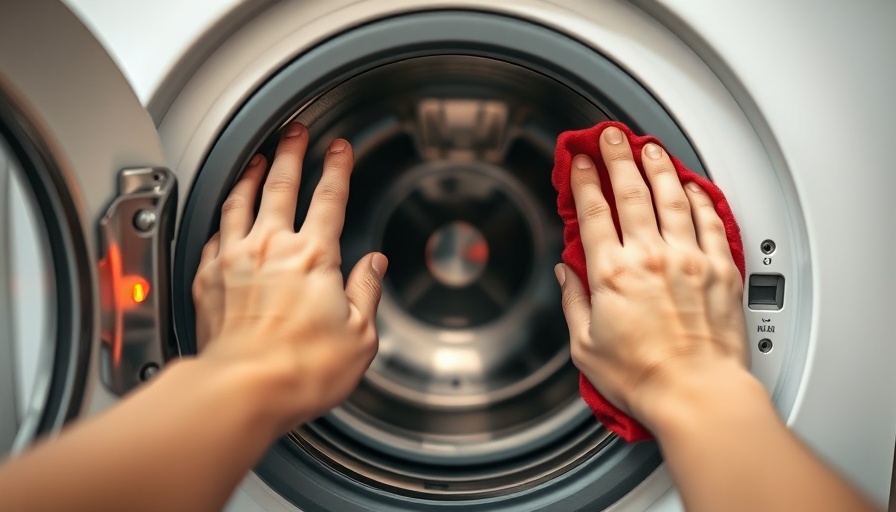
[{"x1": 0, "y1": 0, "x2": 173, "y2": 455}]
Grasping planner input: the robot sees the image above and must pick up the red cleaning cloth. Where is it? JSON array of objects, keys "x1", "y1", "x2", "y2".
[{"x1": 552, "y1": 121, "x2": 745, "y2": 442}]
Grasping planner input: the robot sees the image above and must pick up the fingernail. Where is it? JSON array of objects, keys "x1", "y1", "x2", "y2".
[
  {"x1": 554, "y1": 264, "x2": 566, "y2": 285},
  {"x1": 644, "y1": 143, "x2": 663, "y2": 160},
  {"x1": 604, "y1": 127, "x2": 624, "y2": 145},
  {"x1": 686, "y1": 182, "x2": 702, "y2": 193},
  {"x1": 572, "y1": 154, "x2": 592, "y2": 170},
  {"x1": 371, "y1": 253, "x2": 388, "y2": 279},
  {"x1": 284, "y1": 123, "x2": 305, "y2": 138},
  {"x1": 328, "y1": 139, "x2": 347, "y2": 154},
  {"x1": 249, "y1": 154, "x2": 262, "y2": 167}
]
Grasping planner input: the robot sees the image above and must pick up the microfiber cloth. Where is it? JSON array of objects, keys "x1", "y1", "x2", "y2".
[{"x1": 552, "y1": 121, "x2": 745, "y2": 442}]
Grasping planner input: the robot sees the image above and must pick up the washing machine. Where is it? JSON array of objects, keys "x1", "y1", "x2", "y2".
[{"x1": 2, "y1": 0, "x2": 895, "y2": 510}]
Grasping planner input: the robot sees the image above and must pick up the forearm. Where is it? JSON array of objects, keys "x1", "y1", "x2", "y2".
[
  {"x1": 0, "y1": 358, "x2": 281, "y2": 512},
  {"x1": 644, "y1": 364, "x2": 879, "y2": 512}
]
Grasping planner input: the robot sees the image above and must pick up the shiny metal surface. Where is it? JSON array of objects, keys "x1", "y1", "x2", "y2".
[
  {"x1": 425, "y1": 220, "x2": 488, "y2": 288},
  {"x1": 289, "y1": 421, "x2": 614, "y2": 498},
  {"x1": 98, "y1": 167, "x2": 177, "y2": 395}
]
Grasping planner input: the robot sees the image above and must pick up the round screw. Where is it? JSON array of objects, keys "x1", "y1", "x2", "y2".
[
  {"x1": 133, "y1": 209, "x2": 157, "y2": 232},
  {"x1": 758, "y1": 338, "x2": 773, "y2": 354},
  {"x1": 760, "y1": 239, "x2": 776, "y2": 255},
  {"x1": 140, "y1": 362, "x2": 160, "y2": 381}
]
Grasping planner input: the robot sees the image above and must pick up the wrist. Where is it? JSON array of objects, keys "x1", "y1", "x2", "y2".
[
  {"x1": 197, "y1": 330, "x2": 329, "y2": 431},
  {"x1": 630, "y1": 359, "x2": 771, "y2": 439},
  {"x1": 163, "y1": 356, "x2": 294, "y2": 442}
]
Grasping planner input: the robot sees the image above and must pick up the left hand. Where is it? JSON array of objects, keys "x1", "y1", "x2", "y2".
[{"x1": 190, "y1": 123, "x2": 387, "y2": 429}]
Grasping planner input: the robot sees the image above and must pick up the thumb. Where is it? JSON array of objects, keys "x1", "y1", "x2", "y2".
[
  {"x1": 345, "y1": 252, "x2": 387, "y2": 320},
  {"x1": 555, "y1": 263, "x2": 591, "y2": 341}
]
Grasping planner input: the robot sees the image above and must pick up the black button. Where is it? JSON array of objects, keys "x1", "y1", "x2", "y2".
[{"x1": 748, "y1": 274, "x2": 785, "y2": 310}]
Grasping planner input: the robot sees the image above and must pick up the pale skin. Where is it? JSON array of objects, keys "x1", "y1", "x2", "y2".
[
  {"x1": 556, "y1": 126, "x2": 879, "y2": 512},
  {"x1": 0, "y1": 123, "x2": 880, "y2": 511}
]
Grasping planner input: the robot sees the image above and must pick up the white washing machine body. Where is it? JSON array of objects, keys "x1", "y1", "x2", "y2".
[{"x1": 2, "y1": 0, "x2": 895, "y2": 510}]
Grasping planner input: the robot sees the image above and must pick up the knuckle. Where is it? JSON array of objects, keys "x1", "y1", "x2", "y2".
[
  {"x1": 702, "y1": 218, "x2": 727, "y2": 237},
  {"x1": 663, "y1": 197, "x2": 691, "y2": 213},
  {"x1": 678, "y1": 254, "x2": 707, "y2": 277},
  {"x1": 579, "y1": 200, "x2": 612, "y2": 223},
  {"x1": 219, "y1": 246, "x2": 246, "y2": 268},
  {"x1": 192, "y1": 267, "x2": 218, "y2": 296},
  {"x1": 596, "y1": 263, "x2": 627, "y2": 292},
  {"x1": 200, "y1": 243, "x2": 217, "y2": 261},
  {"x1": 619, "y1": 186, "x2": 650, "y2": 205},
  {"x1": 264, "y1": 172, "x2": 298, "y2": 193},
  {"x1": 572, "y1": 170, "x2": 598, "y2": 189},
  {"x1": 246, "y1": 243, "x2": 264, "y2": 262},
  {"x1": 648, "y1": 163, "x2": 676, "y2": 177},
  {"x1": 606, "y1": 148, "x2": 634, "y2": 164},
  {"x1": 191, "y1": 277, "x2": 204, "y2": 299},
  {"x1": 221, "y1": 195, "x2": 247, "y2": 216},
  {"x1": 218, "y1": 248, "x2": 237, "y2": 268},
  {"x1": 309, "y1": 240, "x2": 331, "y2": 262},
  {"x1": 315, "y1": 181, "x2": 347, "y2": 204},
  {"x1": 639, "y1": 251, "x2": 666, "y2": 274},
  {"x1": 719, "y1": 265, "x2": 744, "y2": 292},
  {"x1": 297, "y1": 239, "x2": 333, "y2": 269},
  {"x1": 691, "y1": 194, "x2": 715, "y2": 210}
]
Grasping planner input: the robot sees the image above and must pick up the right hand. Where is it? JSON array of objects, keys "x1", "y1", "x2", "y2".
[
  {"x1": 191, "y1": 123, "x2": 387, "y2": 432},
  {"x1": 556, "y1": 125, "x2": 750, "y2": 429}
]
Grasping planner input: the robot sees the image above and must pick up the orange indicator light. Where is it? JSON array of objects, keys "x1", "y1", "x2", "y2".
[
  {"x1": 117, "y1": 275, "x2": 150, "y2": 306},
  {"x1": 132, "y1": 281, "x2": 148, "y2": 304}
]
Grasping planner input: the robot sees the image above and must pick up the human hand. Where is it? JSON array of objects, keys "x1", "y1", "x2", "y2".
[
  {"x1": 191, "y1": 123, "x2": 387, "y2": 431},
  {"x1": 555, "y1": 125, "x2": 749, "y2": 430}
]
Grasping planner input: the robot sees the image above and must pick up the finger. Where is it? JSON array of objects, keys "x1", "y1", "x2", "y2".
[
  {"x1": 641, "y1": 143, "x2": 697, "y2": 246},
  {"x1": 684, "y1": 182, "x2": 734, "y2": 261},
  {"x1": 570, "y1": 154, "x2": 620, "y2": 270},
  {"x1": 220, "y1": 154, "x2": 266, "y2": 247},
  {"x1": 302, "y1": 138, "x2": 353, "y2": 240},
  {"x1": 197, "y1": 232, "x2": 221, "y2": 273},
  {"x1": 599, "y1": 126, "x2": 660, "y2": 243},
  {"x1": 255, "y1": 122, "x2": 308, "y2": 231},
  {"x1": 555, "y1": 264, "x2": 591, "y2": 342},
  {"x1": 346, "y1": 252, "x2": 387, "y2": 321}
]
